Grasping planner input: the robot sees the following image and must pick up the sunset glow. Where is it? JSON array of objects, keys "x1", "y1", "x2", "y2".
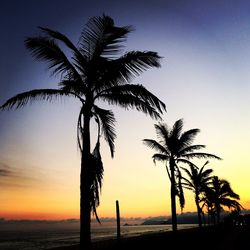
[{"x1": 1, "y1": 1, "x2": 250, "y2": 221}]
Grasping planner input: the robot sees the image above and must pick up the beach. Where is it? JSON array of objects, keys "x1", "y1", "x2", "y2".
[{"x1": 48, "y1": 225, "x2": 250, "y2": 250}]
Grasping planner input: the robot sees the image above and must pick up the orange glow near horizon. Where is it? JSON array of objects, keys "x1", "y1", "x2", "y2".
[{"x1": 1, "y1": 125, "x2": 250, "y2": 221}]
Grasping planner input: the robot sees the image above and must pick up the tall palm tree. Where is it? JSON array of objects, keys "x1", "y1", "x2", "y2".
[
  {"x1": 143, "y1": 119, "x2": 221, "y2": 231},
  {"x1": 181, "y1": 161, "x2": 214, "y2": 228},
  {"x1": 0, "y1": 15, "x2": 166, "y2": 249},
  {"x1": 201, "y1": 176, "x2": 243, "y2": 224}
]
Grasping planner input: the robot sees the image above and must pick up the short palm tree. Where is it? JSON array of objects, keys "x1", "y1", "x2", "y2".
[
  {"x1": 181, "y1": 161, "x2": 213, "y2": 228},
  {"x1": 0, "y1": 15, "x2": 166, "y2": 249},
  {"x1": 143, "y1": 119, "x2": 221, "y2": 231},
  {"x1": 202, "y1": 176, "x2": 243, "y2": 224},
  {"x1": 200, "y1": 191, "x2": 216, "y2": 225}
]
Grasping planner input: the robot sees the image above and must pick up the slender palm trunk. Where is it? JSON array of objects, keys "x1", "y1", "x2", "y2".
[
  {"x1": 170, "y1": 158, "x2": 177, "y2": 231},
  {"x1": 207, "y1": 210, "x2": 210, "y2": 225},
  {"x1": 195, "y1": 194, "x2": 202, "y2": 228},
  {"x1": 211, "y1": 208, "x2": 216, "y2": 225},
  {"x1": 80, "y1": 112, "x2": 92, "y2": 250},
  {"x1": 215, "y1": 201, "x2": 220, "y2": 224},
  {"x1": 202, "y1": 211, "x2": 206, "y2": 226}
]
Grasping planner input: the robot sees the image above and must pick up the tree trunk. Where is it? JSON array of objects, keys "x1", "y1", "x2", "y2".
[
  {"x1": 116, "y1": 200, "x2": 121, "y2": 243},
  {"x1": 169, "y1": 158, "x2": 177, "y2": 232},
  {"x1": 195, "y1": 194, "x2": 202, "y2": 228},
  {"x1": 215, "y1": 201, "x2": 220, "y2": 224},
  {"x1": 80, "y1": 112, "x2": 92, "y2": 250},
  {"x1": 202, "y1": 211, "x2": 206, "y2": 226}
]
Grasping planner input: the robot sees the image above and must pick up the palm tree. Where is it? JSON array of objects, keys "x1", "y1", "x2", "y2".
[
  {"x1": 201, "y1": 176, "x2": 243, "y2": 224},
  {"x1": 200, "y1": 191, "x2": 215, "y2": 225},
  {"x1": 0, "y1": 15, "x2": 166, "y2": 249},
  {"x1": 143, "y1": 119, "x2": 221, "y2": 231},
  {"x1": 181, "y1": 161, "x2": 214, "y2": 228}
]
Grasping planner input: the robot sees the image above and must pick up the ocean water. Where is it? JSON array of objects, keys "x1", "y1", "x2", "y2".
[{"x1": 0, "y1": 224, "x2": 197, "y2": 250}]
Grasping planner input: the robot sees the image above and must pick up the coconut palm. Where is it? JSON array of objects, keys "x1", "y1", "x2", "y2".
[
  {"x1": 201, "y1": 176, "x2": 243, "y2": 224},
  {"x1": 143, "y1": 119, "x2": 221, "y2": 231},
  {"x1": 181, "y1": 161, "x2": 213, "y2": 228},
  {"x1": 0, "y1": 15, "x2": 166, "y2": 249}
]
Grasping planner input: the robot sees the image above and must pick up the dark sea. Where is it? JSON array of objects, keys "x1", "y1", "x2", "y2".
[{"x1": 0, "y1": 223, "x2": 197, "y2": 250}]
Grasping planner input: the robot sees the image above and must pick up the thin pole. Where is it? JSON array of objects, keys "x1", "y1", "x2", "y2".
[{"x1": 116, "y1": 200, "x2": 121, "y2": 242}]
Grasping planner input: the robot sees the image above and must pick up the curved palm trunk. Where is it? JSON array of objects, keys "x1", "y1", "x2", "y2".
[
  {"x1": 170, "y1": 158, "x2": 177, "y2": 232},
  {"x1": 80, "y1": 112, "x2": 92, "y2": 250}
]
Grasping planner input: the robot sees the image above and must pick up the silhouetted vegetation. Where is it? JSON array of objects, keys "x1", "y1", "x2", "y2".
[
  {"x1": 201, "y1": 176, "x2": 243, "y2": 225},
  {"x1": 0, "y1": 15, "x2": 166, "y2": 249},
  {"x1": 143, "y1": 119, "x2": 221, "y2": 231},
  {"x1": 181, "y1": 161, "x2": 214, "y2": 228},
  {"x1": 0, "y1": 12, "x2": 248, "y2": 250}
]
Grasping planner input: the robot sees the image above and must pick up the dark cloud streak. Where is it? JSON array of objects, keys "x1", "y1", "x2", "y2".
[
  {"x1": 0, "y1": 162, "x2": 39, "y2": 188},
  {"x1": 0, "y1": 168, "x2": 12, "y2": 177},
  {"x1": 0, "y1": 163, "x2": 13, "y2": 177}
]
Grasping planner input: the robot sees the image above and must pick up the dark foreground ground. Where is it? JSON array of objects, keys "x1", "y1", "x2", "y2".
[{"x1": 49, "y1": 225, "x2": 250, "y2": 250}]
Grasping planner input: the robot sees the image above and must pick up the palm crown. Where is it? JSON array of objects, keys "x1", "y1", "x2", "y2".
[
  {"x1": 143, "y1": 119, "x2": 220, "y2": 170},
  {"x1": 181, "y1": 161, "x2": 214, "y2": 194},
  {"x1": 202, "y1": 177, "x2": 243, "y2": 216},
  {"x1": 1, "y1": 15, "x2": 165, "y2": 156}
]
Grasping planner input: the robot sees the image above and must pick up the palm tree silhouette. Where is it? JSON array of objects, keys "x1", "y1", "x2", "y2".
[
  {"x1": 181, "y1": 161, "x2": 214, "y2": 228},
  {"x1": 201, "y1": 176, "x2": 243, "y2": 224},
  {"x1": 0, "y1": 15, "x2": 166, "y2": 249},
  {"x1": 143, "y1": 119, "x2": 221, "y2": 231}
]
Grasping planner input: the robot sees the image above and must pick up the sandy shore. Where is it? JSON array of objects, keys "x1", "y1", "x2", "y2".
[{"x1": 48, "y1": 225, "x2": 250, "y2": 250}]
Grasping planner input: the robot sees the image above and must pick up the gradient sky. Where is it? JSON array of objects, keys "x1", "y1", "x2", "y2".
[{"x1": 0, "y1": 0, "x2": 250, "y2": 220}]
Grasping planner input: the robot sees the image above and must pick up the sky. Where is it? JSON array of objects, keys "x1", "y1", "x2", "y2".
[{"x1": 0, "y1": 0, "x2": 250, "y2": 220}]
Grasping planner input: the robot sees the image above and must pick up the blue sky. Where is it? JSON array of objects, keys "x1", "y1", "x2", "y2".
[{"x1": 0, "y1": 0, "x2": 250, "y2": 219}]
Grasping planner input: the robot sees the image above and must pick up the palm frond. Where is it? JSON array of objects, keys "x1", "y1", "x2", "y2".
[
  {"x1": 100, "y1": 93, "x2": 162, "y2": 119},
  {"x1": 152, "y1": 153, "x2": 168, "y2": 164},
  {"x1": 181, "y1": 183, "x2": 194, "y2": 191},
  {"x1": 114, "y1": 51, "x2": 161, "y2": 75},
  {"x1": 25, "y1": 36, "x2": 80, "y2": 78},
  {"x1": 221, "y1": 198, "x2": 243, "y2": 211},
  {"x1": 180, "y1": 166, "x2": 193, "y2": 179},
  {"x1": 201, "y1": 169, "x2": 214, "y2": 179},
  {"x1": 154, "y1": 123, "x2": 169, "y2": 143},
  {"x1": 176, "y1": 167, "x2": 185, "y2": 211},
  {"x1": 178, "y1": 145, "x2": 206, "y2": 156},
  {"x1": 97, "y1": 84, "x2": 166, "y2": 114},
  {"x1": 220, "y1": 182, "x2": 240, "y2": 200},
  {"x1": 94, "y1": 106, "x2": 116, "y2": 158},
  {"x1": 143, "y1": 139, "x2": 168, "y2": 155},
  {"x1": 59, "y1": 80, "x2": 87, "y2": 98},
  {"x1": 77, "y1": 106, "x2": 85, "y2": 151},
  {"x1": 182, "y1": 153, "x2": 222, "y2": 160},
  {"x1": 170, "y1": 119, "x2": 184, "y2": 139},
  {"x1": 181, "y1": 177, "x2": 194, "y2": 189},
  {"x1": 179, "y1": 129, "x2": 200, "y2": 149},
  {"x1": 93, "y1": 51, "x2": 162, "y2": 93},
  {"x1": 176, "y1": 158, "x2": 198, "y2": 168},
  {"x1": 79, "y1": 15, "x2": 133, "y2": 60},
  {"x1": 203, "y1": 160, "x2": 209, "y2": 167},
  {"x1": 89, "y1": 140, "x2": 104, "y2": 223},
  {"x1": 39, "y1": 27, "x2": 89, "y2": 77},
  {"x1": 40, "y1": 27, "x2": 82, "y2": 52},
  {"x1": 1, "y1": 89, "x2": 69, "y2": 110},
  {"x1": 40, "y1": 27, "x2": 86, "y2": 63}
]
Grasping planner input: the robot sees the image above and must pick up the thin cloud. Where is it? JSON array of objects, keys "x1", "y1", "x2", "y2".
[
  {"x1": 0, "y1": 168, "x2": 12, "y2": 177},
  {"x1": 0, "y1": 163, "x2": 13, "y2": 177},
  {"x1": 0, "y1": 162, "x2": 38, "y2": 188}
]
